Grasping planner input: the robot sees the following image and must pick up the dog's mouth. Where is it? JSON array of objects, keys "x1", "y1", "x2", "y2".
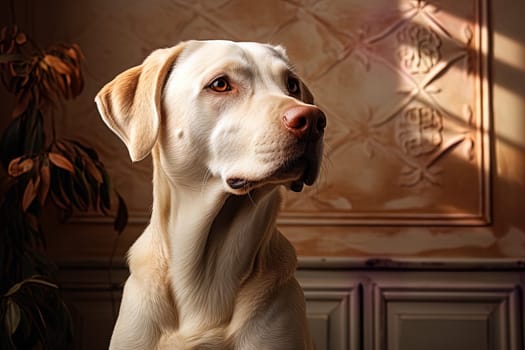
[
  {"x1": 288, "y1": 158, "x2": 318, "y2": 193},
  {"x1": 226, "y1": 139, "x2": 323, "y2": 194},
  {"x1": 287, "y1": 139, "x2": 324, "y2": 192}
]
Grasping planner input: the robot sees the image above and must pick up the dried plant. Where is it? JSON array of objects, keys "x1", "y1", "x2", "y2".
[{"x1": 0, "y1": 25, "x2": 127, "y2": 349}]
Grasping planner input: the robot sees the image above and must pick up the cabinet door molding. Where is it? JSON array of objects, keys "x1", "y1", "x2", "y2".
[{"x1": 370, "y1": 279, "x2": 522, "y2": 350}]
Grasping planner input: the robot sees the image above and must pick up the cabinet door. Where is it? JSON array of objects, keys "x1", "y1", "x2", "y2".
[
  {"x1": 299, "y1": 270, "x2": 361, "y2": 350},
  {"x1": 366, "y1": 271, "x2": 523, "y2": 350}
]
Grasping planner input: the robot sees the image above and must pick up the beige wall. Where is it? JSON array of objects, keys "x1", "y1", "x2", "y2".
[{"x1": 2, "y1": 0, "x2": 524, "y2": 261}]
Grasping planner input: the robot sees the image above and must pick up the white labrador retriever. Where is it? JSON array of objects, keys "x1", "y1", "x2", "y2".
[{"x1": 95, "y1": 40, "x2": 326, "y2": 350}]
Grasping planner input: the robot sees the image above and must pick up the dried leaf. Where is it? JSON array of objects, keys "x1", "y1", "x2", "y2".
[
  {"x1": 85, "y1": 158, "x2": 103, "y2": 184},
  {"x1": 99, "y1": 175, "x2": 111, "y2": 214},
  {"x1": 8, "y1": 157, "x2": 33, "y2": 177},
  {"x1": 72, "y1": 171, "x2": 90, "y2": 210},
  {"x1": 49, "y1": 152, "x2": 74, "y2": 173},
  {"x1": 43, "y1": 54, "x2": 71, "y2": 75},
  {"x1": 22, "y1": 178, "x2": 38, "y2": 211},
  {"x1": 49, "y1": 166, "x2": 71, "y2": 209},
  {"x1": 5, "y1": 299, "x2": 21, "y2": 335},
  {"x1": 72, "y1": 43, "x2": 85, "y2": 60},
  {"x1": 38, "y1": 58, "x2": 49, "y2": 71},
  {"x1": 8, "y1": 62, "x2": 16, "y2": 76},
  {"x1": 66, "y1": 47, "x2": 78, "y2": 61},
  {"x1": 114, "y1": 192, "x2": 128, "y2": 234},
  {"x1": 56, "y1": 74, "x2": 68, "y2": 97},
  {"x1": 55, "y1": 140, "x2": 77, "y2": 159},
  {"x1": 4, "y1": 276, "x2": 58, "y2": 296},
  {"x1": 20, "y1": 72, "x2": 30, "y2": 87},
  {"x1": 50, "y1": 191, "x2": 67, "y2": 209},
  {"x1": 57, "y1": 170, "x2": 80, "y2": 209},
  {"x1": 39, "y1": 162, "x2": 51, "y2": 205}
]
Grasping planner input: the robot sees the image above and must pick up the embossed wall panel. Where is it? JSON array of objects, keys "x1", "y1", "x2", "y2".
[
  {"x1": 26, "y1": 0, "x2": 490, "y2": 226},
  {"x1": 4, "y1": 0, "x2": 525, "y2": 260}
]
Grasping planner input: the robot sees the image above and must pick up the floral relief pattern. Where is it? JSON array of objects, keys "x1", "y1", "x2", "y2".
[
  {"x1": 397, "y1": 106, "x2": 443, "y2": 157},
  {"x1": 397, "y1": 24, "x2": 441, "y2": 74}
]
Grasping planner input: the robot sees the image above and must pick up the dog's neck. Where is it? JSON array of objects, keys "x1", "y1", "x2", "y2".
[{"x1": 150, "y1": 158, "x2": 296, "y2": 331}]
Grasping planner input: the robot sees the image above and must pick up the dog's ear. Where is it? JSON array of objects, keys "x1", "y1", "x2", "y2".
[{"x1": 95, "y1": 43, "x2": 187, "y2": 162}]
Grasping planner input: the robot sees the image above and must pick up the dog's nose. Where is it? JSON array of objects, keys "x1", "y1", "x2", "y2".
[{"x1": 282, "y1": 106, "x2": 326, "y2": 141}]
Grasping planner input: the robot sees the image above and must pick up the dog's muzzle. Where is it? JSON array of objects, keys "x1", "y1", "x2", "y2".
[{"x1": 226, "y1": 105, "x2": 326, "y2": 194}]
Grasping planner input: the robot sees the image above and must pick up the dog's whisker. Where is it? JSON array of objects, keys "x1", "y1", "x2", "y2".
[
  {"x1": 315, "y1": 151, "x2": 333, "y2": 190},
  {"x1": 200, "y1": 170, "x2": 213, "y2": 194},
  {"x1": 247, "y1": 191, "x2": 257, "y2": 207}
]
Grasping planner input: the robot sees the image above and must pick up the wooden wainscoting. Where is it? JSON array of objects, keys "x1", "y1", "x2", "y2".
[{"x1": 57, "y1": 259, "x2": 524, "y2": 350}]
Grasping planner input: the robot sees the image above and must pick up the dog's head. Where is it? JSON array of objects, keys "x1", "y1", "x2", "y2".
[{"x1": 95, "y1": 40, "x2": 326, "y2": 195}]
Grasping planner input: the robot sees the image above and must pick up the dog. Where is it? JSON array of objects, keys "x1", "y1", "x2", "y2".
[{"x1": 95, "y1": 40, "x2": 326, "y2": 350}]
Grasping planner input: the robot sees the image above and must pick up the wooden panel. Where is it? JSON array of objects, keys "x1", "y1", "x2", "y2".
[
  {"x1": 389, "y1": 306, "x2": 490, "y2": 350},
  {"x1": 372, "y1": 282, "x2": 523, "y2": 350},
  {"x1": 305, "y1": 291, "x2": 355, "y2": 350},
  {"x1": 299, "y1": 269, "x2": 361, "y2": 350},
  {"x1": 58, "y1": 264, "x2": 126, "y2": 350},
  {"x1": 64, "y1": 290, "x2": 120, "y2": 350},
  {"x1": 55, "y1": 261, "x2": 525, "y2": 350}
]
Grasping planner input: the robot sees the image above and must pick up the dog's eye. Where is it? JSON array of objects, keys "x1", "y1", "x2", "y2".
[
  {"x1": 287, "y1": 76, "x2": 301, "y2": 96},
  {"x1": 209, "y1": 77, "x2": 232, "y2": 92}
]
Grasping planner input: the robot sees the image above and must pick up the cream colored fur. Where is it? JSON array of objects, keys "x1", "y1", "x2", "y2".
[{"x1": 95, "y1": 40, "x2": 324, "y2": 350}]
